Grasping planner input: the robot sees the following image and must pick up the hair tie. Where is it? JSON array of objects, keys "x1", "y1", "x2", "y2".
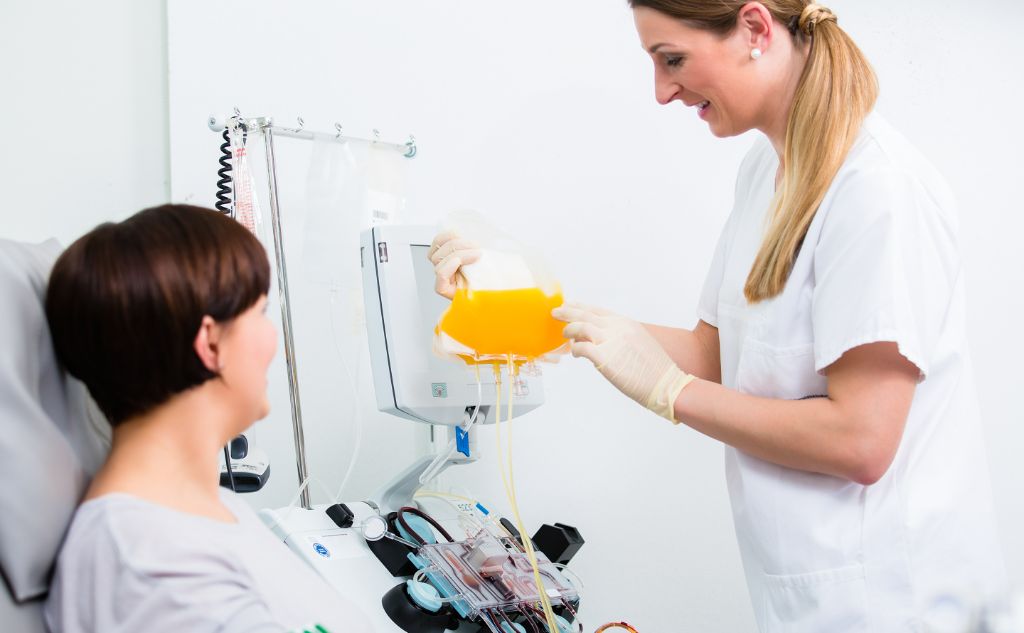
[
  {"x1": 787, "y1": 15, "x2": 800, "y2": 36},
  {"x1": 798, "y1": 3, "x2": 837, "y2": 36}
]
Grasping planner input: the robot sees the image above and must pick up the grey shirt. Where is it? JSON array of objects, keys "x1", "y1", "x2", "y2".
[{"x1": 44, "y1": 490, "x2": 373, "y2": 633}]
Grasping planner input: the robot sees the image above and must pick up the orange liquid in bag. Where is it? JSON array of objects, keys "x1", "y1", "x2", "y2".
[{"x1": 438, "y1": 288, "x2": 567, "y2": 362}]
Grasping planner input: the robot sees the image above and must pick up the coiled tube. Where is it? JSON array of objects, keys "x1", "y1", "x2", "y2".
[{"x1": 215, "y1": 128, "x2": 233, "y2": 214}]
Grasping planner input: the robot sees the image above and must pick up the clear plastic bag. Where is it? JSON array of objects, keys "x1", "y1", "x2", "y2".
[
  {"x1": 434, "y1": 211, "x2": 568, "y2": 366},
  {"x1": 229, "y1": 125, "x2": 266, "y2": 241}
]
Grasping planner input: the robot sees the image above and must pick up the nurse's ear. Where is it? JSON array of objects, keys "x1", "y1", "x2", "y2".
[
  {"x1": 193, "y1": 315, "x2": 224, "y2": 372},
  {"x1": 736, "y1": 2, "x2": 774, "y2": 56}
]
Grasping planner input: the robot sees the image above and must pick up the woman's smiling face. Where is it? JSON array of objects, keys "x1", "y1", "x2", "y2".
[{"x1": 633, "y1": 6, "x2": 767, "y2": 138}]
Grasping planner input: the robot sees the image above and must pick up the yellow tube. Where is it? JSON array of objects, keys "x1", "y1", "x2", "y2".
[{"x1": 494, "y1": 359, "x2": 560, "y2": 631}]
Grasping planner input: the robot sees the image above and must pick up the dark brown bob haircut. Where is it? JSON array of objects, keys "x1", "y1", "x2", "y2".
[{"x1": 45, "y1": 204, "x2": 270, "y2": 425}]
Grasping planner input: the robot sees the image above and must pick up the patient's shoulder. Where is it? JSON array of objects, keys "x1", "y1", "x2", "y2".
[
  {"x1": 47, "y1": 496, "x2": 275, "y2": 632},
  {"x1": 64, "y1": 494, "x2": 151, "y2": 550},
  {"x1": 63, "y1": 493, "x2": 244, "y2": 575}
]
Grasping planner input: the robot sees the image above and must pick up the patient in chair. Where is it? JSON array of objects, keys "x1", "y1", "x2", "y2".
[{"x1": 43, "y1": 205, "x2": 371, "y2": 633}]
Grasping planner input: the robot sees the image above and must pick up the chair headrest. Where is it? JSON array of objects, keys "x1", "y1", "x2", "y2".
[{"x1": 0, "y1": 238, "x2": 110, "y2": 602}]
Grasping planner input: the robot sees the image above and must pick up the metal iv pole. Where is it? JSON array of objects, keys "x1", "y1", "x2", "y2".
[{"x1": 210, "y1": 113, "x2": 416, "y2": 509}]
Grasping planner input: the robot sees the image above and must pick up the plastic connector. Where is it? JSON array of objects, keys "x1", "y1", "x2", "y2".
[{"x1": 367, "y1": 513, "x2": 419, "y2": 577}]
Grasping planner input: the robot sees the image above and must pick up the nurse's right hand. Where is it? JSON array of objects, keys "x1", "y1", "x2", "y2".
[
  {"x1": 553, "y1": 302, "x2": 696, "y2": 423},
  {"x1": 428, "y1": 231, "x2": 482, "y2": 300}
]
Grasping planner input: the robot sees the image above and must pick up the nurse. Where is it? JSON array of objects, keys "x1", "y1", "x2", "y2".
[{"x1": 431, "y1": 2, "x2": 1006, "y2": 630}]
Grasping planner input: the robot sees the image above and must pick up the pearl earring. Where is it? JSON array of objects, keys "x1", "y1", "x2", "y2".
[{"x1": 751, "y1": 48, "x2": 762, "y2": 60}]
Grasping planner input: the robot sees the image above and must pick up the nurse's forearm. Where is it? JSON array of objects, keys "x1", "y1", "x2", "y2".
[
  {"x1": 672, "y1": 379, "x2": 894, "y2": 485},
  {"x1": 644, "y1": 323, "x2": 721, "y2": 383},
  {"x1": 673, "y1": 342, "x2": 916, "y2": 484}
]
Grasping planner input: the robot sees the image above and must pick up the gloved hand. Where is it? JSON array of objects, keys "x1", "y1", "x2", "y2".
[
  {"x1": 427, "y1": 231, "x2": 482, "y2": 300},
  {"x1": 551, "y1": 302, "x2": 696, "y2": 423}
]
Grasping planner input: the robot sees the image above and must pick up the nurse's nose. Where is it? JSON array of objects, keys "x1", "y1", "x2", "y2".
[{"x1": 654, "y1": 67, "x2": 680, "y2": 105}]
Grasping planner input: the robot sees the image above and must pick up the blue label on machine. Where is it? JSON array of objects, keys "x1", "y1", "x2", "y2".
[
  {"x1": 455, "y1": 427, "x2": 470, "y2": 456},
  {"x1": 313, "y1": 543, "x2": 331, "y2": 558}
]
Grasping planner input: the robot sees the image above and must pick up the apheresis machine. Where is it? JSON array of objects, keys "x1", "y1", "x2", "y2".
[
  {"x1": 208, "y1": 115, "x2": 618, "y2": 633},
  {"x1": 261, "y1": 224, "x2": 588, "y2": 633}
]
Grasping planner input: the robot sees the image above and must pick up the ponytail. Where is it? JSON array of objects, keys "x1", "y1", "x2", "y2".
[{"x1": 743, "y1": 4, "x2": 878, "y2": 302}]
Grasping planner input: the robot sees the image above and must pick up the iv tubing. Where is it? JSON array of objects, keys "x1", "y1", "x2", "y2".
[
  {"x1": 559, "y1": 600, "x2": 585, "y2": 633},
  {"x1": 330, "y1": 288, "x2": 364, "y2": 503},
  {"x1": 397, "y1": 505, "x2": 455, "y2": 545},
  {"x1": 494, "y1": 361, "x2": 560, "y2": 632},
  {"x1": 479, "y1": 611, "x2": 500, "y2": 633},
  {"x1": 517, "y1": 606, "x2": 542, "y2": 633},
  {"x1": 496, "y1": 609, "x2": 519, "y2": 631},
  {"x1": 414, "y1": 489, "x2": 518, "y2": 541},
  {"x1": 413, "y1": 491, "x2": 485, "y2": 534}
]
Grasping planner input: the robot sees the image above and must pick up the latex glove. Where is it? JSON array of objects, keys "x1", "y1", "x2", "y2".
[
  {"x1": 551, "y1": 302, "x2": 695, "y2": 423},
  {"x1": 427, "y1": 231, "x2": 482, "y2": 300}
]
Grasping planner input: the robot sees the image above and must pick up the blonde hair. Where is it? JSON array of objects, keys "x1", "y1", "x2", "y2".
[{"x1": 629, "y1": 1, "x2": 878, "y2": 302}]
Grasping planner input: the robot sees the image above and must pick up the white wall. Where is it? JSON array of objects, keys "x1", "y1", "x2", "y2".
[
  {"x1": 4, "y1": 1, "x2": 1021, "y2": 631},
  {"x1": 0, "y1": 0, "x2": 170, "y2": 244}
]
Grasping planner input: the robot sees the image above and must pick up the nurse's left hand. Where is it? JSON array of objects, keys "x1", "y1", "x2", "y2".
[
  {"x1": 428, "y1": 231, "x2": 482, "y2": 300},
  {"x1": 552, "y1": 302, "x2": 695, "y2": 422}
]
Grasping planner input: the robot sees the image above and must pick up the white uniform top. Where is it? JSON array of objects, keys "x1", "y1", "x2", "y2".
[
  {"x1": 698, "y1": 113, "x2": 1006, "y2": 632},
  {"x1": 44, "y1": 489, "x2": 373, "y2": 633}
]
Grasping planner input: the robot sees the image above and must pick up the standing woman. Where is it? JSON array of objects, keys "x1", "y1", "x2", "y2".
[{"x1": 430, "y1": 1, "x2": 1006, "y2": 630}]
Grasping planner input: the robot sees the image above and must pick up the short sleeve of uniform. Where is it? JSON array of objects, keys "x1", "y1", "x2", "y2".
[
  {"x1": 811, "y1": 165, "x2": 957, "y2": 381},
  {"x1": 697, "y1": 217, "x2": 732, "y2": 328}
]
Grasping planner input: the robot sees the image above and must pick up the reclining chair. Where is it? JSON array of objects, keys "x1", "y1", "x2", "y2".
[{"x1": 0, "y1": 238, "x2": 110, "y2": 632}]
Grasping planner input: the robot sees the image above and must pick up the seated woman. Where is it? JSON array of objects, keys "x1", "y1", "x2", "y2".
[{"x1": 43, "y1": 204, "x2": 371, "y2": 633}]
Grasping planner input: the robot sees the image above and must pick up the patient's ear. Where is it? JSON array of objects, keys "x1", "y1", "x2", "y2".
[{"x1": 193, "y1": 315, "x2": 221, "y2": 372}]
